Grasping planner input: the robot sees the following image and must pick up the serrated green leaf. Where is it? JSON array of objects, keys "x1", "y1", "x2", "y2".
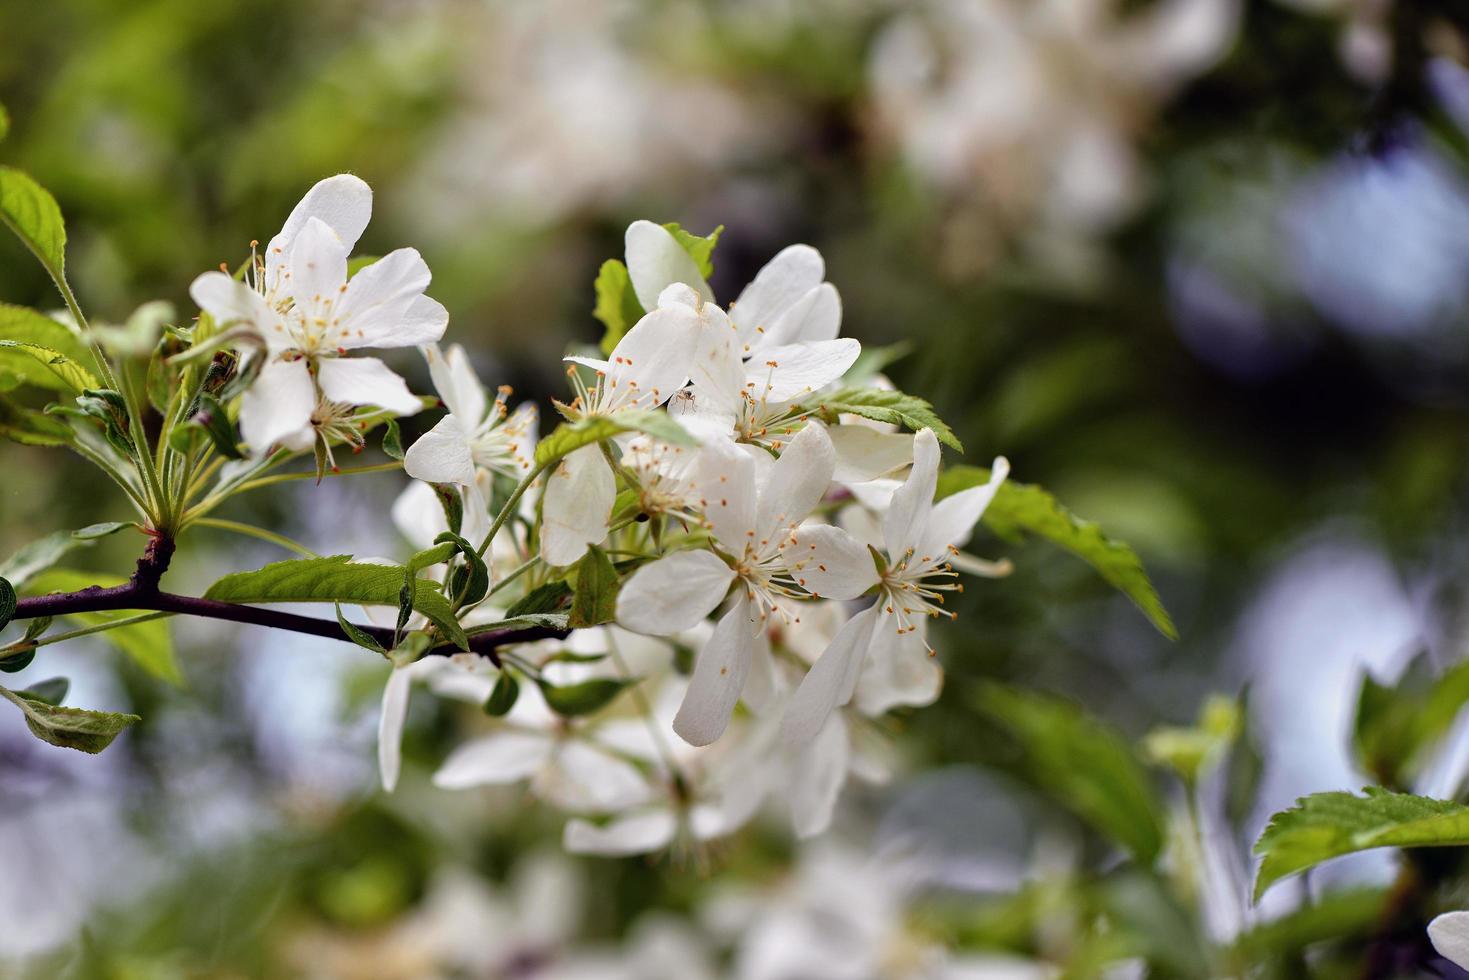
[
  {"x1": 938, "y1": 467, "x2": 1177, "y2": 640},
  {"x1": 21, "y1": 677, "x2": 68, "y2": 706},
  {"x1": 203, "y1": 555, "x2": 467, "y2": 652},
  {"x1": 0, "y1": 304, "x2": 93, "y2": 394},
  {"x1": 1353, "y1": 651, "x2": 1469, "y2": 788},
  {"x1": 662, "y1": 222, "x2": 723, "y2": 278},
  {"x1": 335, "y1": 604, "x2": 386, "y2": 655},
  {"x1": 535, "y1": 410, "x2": 695, "y2": 467},
  {"x1": 0, "y1": 683, "x2": 139, "y2": 753},
  {"x1": 569, "y1": 544, "x2": 619, "y2": 628},
  {"x1": 536, "y1": 676, "x2": 633, "y2": 717},
  {"x1": 0, "y1": 522, "x2": 132, "y2": 589},
  {"x1": 483, "y1": 670, "x2": 520, "y2": 716},
  {"x1": 504, "y1": 581, "x2": 572, "y2": 618},
  {"x1": 593, "y1": 259, "x2": 646, "y2": 356},
  {"x1": 810, "y1": 387, "x2": 962, "y2": 452},
  {"x1": 978, "y1": 683, "x2": 1167, "y2": 864},
  {"x1": 0, "y1": 341, "x2": 98, "y2": 395},
  {"x1": 27, "y1": 569, "x2": 181, "y2": 685},
  {"x1": 0, "y1": 167, "x2": 69, "y2": 295},
  {"x1": 430, "y1": 483, "x2": 463, "y2": 537},
  {"x1": 1253, "y1": 788, "x2": 1469, "y2": 901}
]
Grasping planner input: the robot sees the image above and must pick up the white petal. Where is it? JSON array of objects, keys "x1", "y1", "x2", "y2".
[
  {"x1": 782, "y1": 523, "x2": 879, "y2": 600},
  {"x1": 689, "y1": 309, "x2": 747, "y2": 415},
  {"x1": 377, "y1": 665, "x2": 413, "y2": 792},
  {"x1": 744, "y1": 339, "x2": 860, "y2": 404},
  {"x1": 625, "y1": 220, "x2": 712, "y2": 311},
  {"x1": 694, "y1": 436, "x2": 758, "y2": 550},
  {"x1": 563, "y1": 809, "x2": 677, "y2": 856},
  {"x1": 730, "y1": 244, "x2": 825, "y2": 343},
  {"x1": 316, "y1": 356, "x2": 423, "y2": 415},
  {"x1": 673, "y1": 594, "x2": 758, "y2": 747},
  {"x1": 616, "y1": 550, "x2": 736, "y2": 635},
  {"x1": 425, "y1": 343, "x2": 487, "y2": 425},
  {"x1": 918, "y1": 456, "x2": 1009, "y2": 558},
  {"x1": 854, "y1": 619, "x2": 942, "y2": 715},
  {"x1": 604, "y1": 304, "x2": 701, "y2": 411},
  {"x1": 761, "y1": 282, "x2": 842, "y2": 349},
  {"x1": 286, "y1": 217, "x2": 349, "y2": 310},
  {"x1": 656, "y1": 282, "x2": 703, "y2": 311},
  {"x1": 404, "y1": 413, "x2": 476, "y2": 485},
  {"x1": 338, "y1": 248, "x2": 447, "y2": 349},
  {"x1": 741, "y1": 629, "x2": 784, "y2": 712},
  {"x1": 272, "y1": 173, "x2": 372, "y2": 256},
  {"x1": 392, "y1": 479, "x2": 449, "y2": 549},
  {"x1": 1429, "y1": 911, "x2": 1469, "y2": 969},
  {"x1": 188, "y1": 271, "x2": 273, "y2": 331},
  {"x1": 756, "y1": 422, "x2": 835, "y2": 544},
  {"x1": 829, "y1": 426, "x2": 915, "y2": 484},
  {"x1": 789, "y1": 711, "x2": 850, "y2": 838},
  {"x1": 783, "y1": 604, "x2": 878, "y2": 744},
  {"x1": 884, "y1": 428, "x2": 940, "y2": 557},
  {"x1": 535, "y1": 741, "x2": 656, "y2": 813},
  {"x1": 239, "y1": 357, "x2": 315, "y2": 453},
  {"x1": 540, "y1": 445, "x2": 614, "y2": 566},
  {"x1": 432, "y1": 731, "x2": 555, "y2": 789}
]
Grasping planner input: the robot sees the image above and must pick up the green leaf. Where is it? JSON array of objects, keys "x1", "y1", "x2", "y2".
[
  {"x1": 535, "y1": 410, "x2": 695, "y2": 467},
  {"x1": 0, "y1": 341, "x2": 98, "y2": 395},
  {"x1": 0, "y1": 167, "x2": 69, "y2": 294},
  {"x1": 938, "y1": 467, "x2": 1177, "y2": 640},
  {"x1": 0, "y1": 521, "x2": 131, "y2": 588},
  {"x1": 809, "y1": 387, "x2": 962, "y2": 452},
  {"x1": 1233, "y1": 887, "x2": 1385, "y2": 961},
  {"x1": 978, "y1": 684, "x2": 1167, "y2": 864},
  {"x1": 26, "y1": 569, "x2": 181, "y2": 685},
  {"x1": 0, "y1": 647, "x2": 35, "y2": 673},
  {"x1": 434, "y1": 532, "x2": 490, "y2": 608},
  {"x1": 203, "y1": 555, "x2": 467, "y2": 652},
  {"x1": 1353, "y1": 651, "x2": 1469, "y2": 788},
  {"x1": 381, "y1": 418, "x2": 404, "y2": 460},
  {"x1": 1141, "y1": 694, "x2": 1241, "y2": 786},
  {"x1": 466, "y1": 612, "x2": 570, "y2": 635},
  {"x1": 536, "y1": 676, "x2": 633, "y2": 717},
  {"x1": 169, "y1": 392, "x2": 243, "y2": 459},
  {"x1": 0, "y1": 304, "x2": 93, "y2": 394},
  {"x1": 0, "y1": 683, "x2": 140, "y2": 753},
  {"x1": 593, "y1": 259, "x2": 646, "y2": 356},
  {"x1": 483, "y1": 670, "x2": 520, "y2": 716},
  {"x1": 1253, "y1": 788, "x2": 1469, "y2": 901},
  {"x1": 504, "y1": 581, "x2": 572, "y2": 618},
  {"x1": 662, "y1": 222, "x2": 723, "y2": 278},
  {"x1": 430, "y1": 483, "x2": 463, "y2": 537},
  {"x1": 0, "y1": 395, "x2": 74, "y2": 446},
  {"x1": 347, "y1": 255, "x2": 382, "y2": 278},
  {"x1": 569, "y1": 545, "x2": 619, "y2": 628},
  {"x1": 0, "y1": 576, "x2": 14, "y2": 631},
  {"x1": 21, "y1": 677, "x2": 69, "y2": 706},
  {"x1": 335, "y1": 604, "x2": 386, "y2": 655}
]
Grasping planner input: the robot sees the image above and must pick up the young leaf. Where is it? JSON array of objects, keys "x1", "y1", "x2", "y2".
[
  {"x1": 0, "y1": 167, "x2": 69, "y2": 294},
  {"x1": 0, "y1": 683, "x2": 140, "y2": 753},
  {"x1": 810, "y1": 387, "x2": 962, "y2": 452},
  {"x1": 382, "y1": 417, "x2": 404, "y2": 460},
  {"x1": 0, "y1": 575, "x2": 14, "y2": 630},
  {"x1": 430, "y1": 483, "x2": 464, "y2": 537},
  {"x1": 938, "y1": 466, "x2": 1177, "y2": 640},
  {"x1": 434, "y1": 532, "x2": 489, "y2": 607},
  {"x1": 1253, "y1": 788, "x2": 1469, "y2": 901},
  {"x1": 504, "y1": 581, "x2": 572, "y2": 618},
  {"x1": 0, "y1": 646, "x2": 35, "y2": 673},
  {"x1": 171, "y1": 392, "x2": 243, "y2": 459},
  {"x1": 662, "y1": 222, "x2": 723, "y2": 278},
  {"x1": 593, "y1": 259, "x2": 646, "y2": 356},
  {"x1": 0, "y1": 304, "x2": 93, "y2": 394},
  {"x1": 1142, "y1": 695, "x2": 1241, "y2": 786},
  {"x1": 535, "y1": 410, "x2": 695, "y2": 467},
  {"x1": 26, "y1": 569, "x2": 181, "y2": 685},
  {"x1": 483, "y1": 670, "x2": 520, "y2": 716},
  {"x1": 569, "y1": 544, "x2": 619, "y2": 628},
  {"x1": 21, "y1": 677, "x2": 69, "y2": 706},
  {"x1": 978, "y1": 683, "x2": 1167, "y2": 864},
  {"x1": 1353, "y1": 651, "x2": 1469, "y2": 788},
  {"x1": 335, "y1": 603, "x2": 386, "y2": 655},
  {"x1": 0, "y1": 522, "x2": 131, "y2": 589},
  {"x1": 0, "y1": 341, "x2": 99, "y2": 395},
  {"x1": 536, "y1": 676, "x2": 633, "y2": 717},
  {"x1": 467, "y1": 612, "x2": 570, "y2": 635},
  {"x1": 0, "y1": 395, "x2": 74, "y2": 446}
]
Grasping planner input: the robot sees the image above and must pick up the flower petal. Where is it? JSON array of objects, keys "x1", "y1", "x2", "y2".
[
  {"x1": 563, "y1": 809, "x2": 678, "y2": 856},
  {"x1": 1430, "y1": 911, "x2": 1469, "y2": 969},
  {"x1": 404, "y1": 413, "x2": 476, "y2": 485},
  {"x1": 604, "y1": 304, "x2": 702, "y2": 411},
  {"x1": 534, "y1": 741, "x2": 656, "y2": 813},
  {"x1": 541, "y1": 445, "x2": 614, "y2": 566},
  {"x1": 782, "y1": 523, "x2": 879, "y2": 600},
  {"x1": 830, "y1": 426, "x2": 915, "y2": 484},
  {"x1": 188, "y1": 271, "x2": 275, "y2": 332},
  {"x1": 918, "y1": 456, "x2": 1009, "y2": 558},
  {"x1": 854, "y1": 619, "x2": 942, "y2": 716},
  {"x1": 694, "y1": 436, "x2": 758, "y2": 550},
  {"x1": 744, "y1": 339, "x2": 860, "y2": 404},
  {"x1": 782, "y1": 604, "x2": 878, "y2": 744},
  {"x1": 338, "y1": 248, "x2": 448, "y2": 349},
  {"x1": 625, "y1": 220, "x2": 712, "y2": 311},
  {"x1": 789, "y1": 710, "x2": 850, "y2": 838},
  {"x1": 761, "y1": 282, "x2": 842, "y2": 349},
  {"x1": 286, "y1": 216, "x2": 349, "y2": 311},
  {"x1": 730, "y1": 244, "x2": 825, "y2": 343},
  {"x1": 424, "y1": 343, "x2": 487, "y2": 425},
  {"x1": 432, "y1": 731, "x2": 556, "y2": 789},
  {"x1": 378, "y1": 665, "x2": 413, "y2": 792},
  {"x1": 673, "y1": 594, "x2": 758, "y2": 746},
  {"x1": 616, "y1": 550, "x2": 736, "y2": 635},
  {"x1": 884, "y1": 428, "x2": 940, "y2": 557},
  {"x1": 239, "y1": 356, "x2": 315, "y2": 453},
  {"x1": 756, "y1": 422, "x2": 835, "y2": 544},
  {"x1": 271, "y1": 174, "x2": 373, "y2": 257},
  {"x1": 316, "y1": 356, "x2": 423, "y2": 415}
]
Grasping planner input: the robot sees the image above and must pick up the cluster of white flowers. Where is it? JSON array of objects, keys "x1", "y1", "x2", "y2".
[{"x1": 190, "y1": 176, "x2": 1011, "y2": 857}]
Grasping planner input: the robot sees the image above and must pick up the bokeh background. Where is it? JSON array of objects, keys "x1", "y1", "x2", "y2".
[{"x1": 4, "y1": 0, "x2": 1469, "y2": 976}]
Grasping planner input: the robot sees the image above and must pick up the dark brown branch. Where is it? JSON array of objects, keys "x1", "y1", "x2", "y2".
[{"x1": 11, "y1": 533, "x2": 564, "y2": 665}]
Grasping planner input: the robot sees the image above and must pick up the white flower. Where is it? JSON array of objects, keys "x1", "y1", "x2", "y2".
[
  {"x1": 539, "y1": 299, "x2": 702, "y2": 566},
  {"x1": 189, "y1": 174, "x2": 447, "y2": 455},
  {"x1": 1430, "y1": 911, "x2": 1469, "y2": 970},
  {"x1": 403, "y1": 342, "x2": 538, "y2": 486},
  {"x1": 781, "y1": 428, "x2": 1008, "y2": 742},
  {"x1": 616, "y1": 422, "x2": 836, "y2": 745}
]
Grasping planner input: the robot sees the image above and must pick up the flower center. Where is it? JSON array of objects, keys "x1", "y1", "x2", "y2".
[{"x1": 878, "y1": 546, "x2": 963, "y2": 652}]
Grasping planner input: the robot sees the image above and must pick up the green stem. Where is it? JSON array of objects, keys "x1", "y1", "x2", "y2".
[
  {"x1": 477, "y1": 461, "x2": 549, "y2": 559},
  {"x1": 25, "y1": 611, "x2": 173, "y2": 650},
  {"x1": 233, "y1": 459, "x2": 402, "y2": 493},
  {"x1": 486, "y1": 555, "x2": 538, "y2": 598},
  {"x1": 189, "y1": 517, "x2": 317, "y2": 557}
]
